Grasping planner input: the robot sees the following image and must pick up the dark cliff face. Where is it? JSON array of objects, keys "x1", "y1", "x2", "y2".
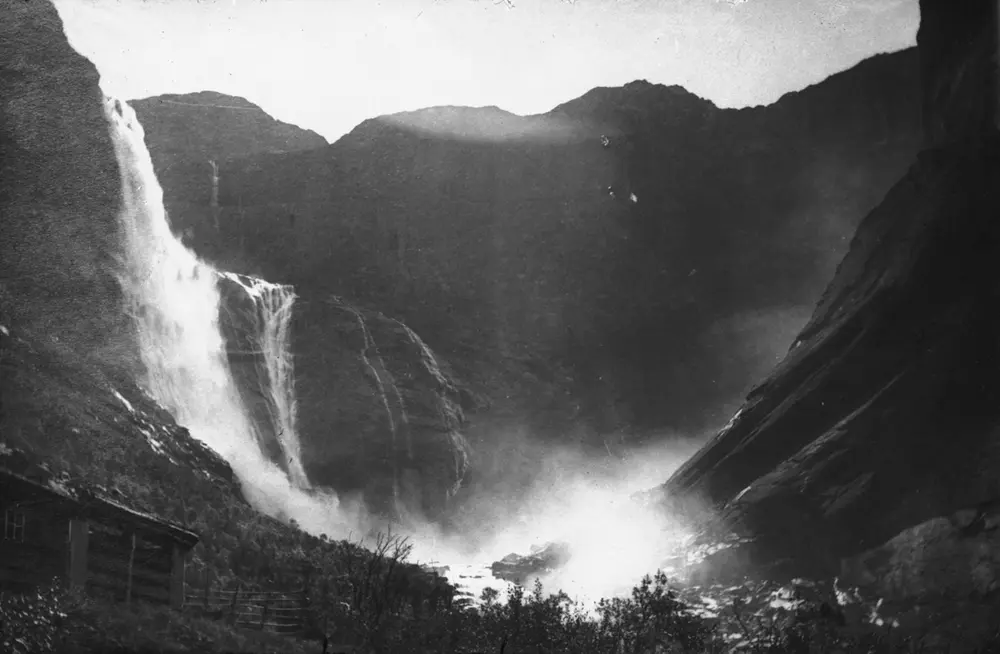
[
  {"x1": 918, "y1": 0, "x2": 998, "y2": 148},
  {"x1": 139, "y1": 50, "x2": 922, "y2": 446},
  {"x1": 1, "y1": 0, "x2": 127, "y2": 355},
  {"x1": 293, "y1": 295, "x2": 470, "y2": 522},
  {"x1": 0, "y1": 0, "x2": 240, "y2": 537},
  {"x1": 663, "y1": 0, "x2": 1000, "y2": 605}
]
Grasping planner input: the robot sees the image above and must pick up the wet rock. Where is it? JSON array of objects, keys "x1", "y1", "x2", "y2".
[
  {"x1": 490, "y1": 542, "x2": 572, "y2": 585},
  {"x1": 295, "y1": 295, "x2": 470, "y2": 521}
]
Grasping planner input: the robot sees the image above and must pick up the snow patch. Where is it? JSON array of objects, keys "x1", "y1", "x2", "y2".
[
  {"x1": 732, "y1": 485, "x2": 753, "y2": 504},
  {"x1": 112, "y1": 389, "x2": 135, "y2": 414},
  {"x1": 47, "y1": 477, "x2": 74, "y2": 498}
]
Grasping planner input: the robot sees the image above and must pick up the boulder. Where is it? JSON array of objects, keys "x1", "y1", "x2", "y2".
[{"x1": 490, "y1": 542, "x2": 572, "y2": 586}]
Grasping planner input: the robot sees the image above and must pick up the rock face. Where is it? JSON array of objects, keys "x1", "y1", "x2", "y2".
[
  {"x1": 293, "y1": 295, "x2": 470, "y2": 522},
  {"x1": 918, "y1": 0, "x2": 998, "y2": 148},
  {"x1": 662, "y1": 0, "x2": 1000, "y2": 612},
  {"x1": 216, "y1": 272, "x2": 296, "y2": 470},
  {"x1": 0, "y1": 0, "x2": 241, "y2": 526},
  {"x1": 215, "y1": 255, "x2": 470, "y2": 520},
  {"x1": 0, "y1": 0, "x2": 129, "y2": 356},
  {"x1": 137, "y1": 52, "x2": 923, "y2": 443}
]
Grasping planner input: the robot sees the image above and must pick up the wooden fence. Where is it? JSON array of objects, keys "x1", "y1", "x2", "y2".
[{"x1": 183, "y1": 582, "x2": 307, "y2": 635}]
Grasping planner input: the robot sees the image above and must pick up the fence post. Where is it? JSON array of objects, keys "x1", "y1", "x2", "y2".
[
  {"x1": 303, "y1": 564, "x2": 312, "y2": 599},
  {"x1": 321, "y1": 578, "x2": 329, "y2": 639},
  {"x1": 260, "y1": 592, "x2": 270, "y2": 631},
  {"x1": 125, "y1": 531, "x2": 137, "y2": 607},
  {"x1": 202, "y1": 570, "x2": 211, "y2": 610},
  {"x1": 229, "y1": 583, "x2": 241, "y2": 624},
  {"x1": 170, "y1": 543, "x2": 186, "y2": 610},
  {"x1": 67, "y1": 519, "x2": 89, "y2": 591}
]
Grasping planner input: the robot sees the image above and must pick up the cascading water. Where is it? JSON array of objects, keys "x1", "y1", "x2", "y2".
[
  {"x1": 334, "y1": 298, "x2": 404, "y2": 513},
  {"x1": 102, "y1": 93, "x2": 695, "y2": 608},
  {"x1": 104, "y1": 95, "x2": 354, "y2": 533},
  {"x1": 107, "y1": 97, "x2": 258, "y2": 460},
  {"x1": 220, "y1": 272, "x2": 308, "y2": 488}
]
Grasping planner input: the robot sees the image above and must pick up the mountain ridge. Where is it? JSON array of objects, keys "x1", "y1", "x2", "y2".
[{"x1": 124, "y1": 45, "x2": 924, "y2": 513}]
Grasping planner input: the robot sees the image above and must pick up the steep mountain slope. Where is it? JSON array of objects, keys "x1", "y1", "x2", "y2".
[
  {"x1": 662, "y1": 0, "x2": 1000, "y2": 613},
  {"x1": 137, "y1": 50, "x2": 922, "y2": 458},
  {"x1": 0, "y1": 0, "x2": 459, "y2": 593},
  {"x1": 1, "y1": 0, "x2": 128, "y2": 358}
]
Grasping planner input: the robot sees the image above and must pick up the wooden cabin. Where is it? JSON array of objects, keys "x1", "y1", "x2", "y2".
[{"x1": 0, "y1": 467, "x2": 198, "y2": 608}]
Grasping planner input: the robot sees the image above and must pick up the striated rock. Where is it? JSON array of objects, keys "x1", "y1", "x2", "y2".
[
  {"x1": 294, "y1": 295, "x2": 470, "y2": 521},
  {"x1": 216, "y1": 272, "x2": 292, "y2": 468},
  {"x1": 661, "y1": 0, "x2": 1000, "y2": 617},
  {"x1": 664, "y1": 147, "x2": 1000, "y2": 582}
]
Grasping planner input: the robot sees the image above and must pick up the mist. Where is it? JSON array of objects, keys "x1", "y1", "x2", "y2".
[{"x1": 403, "y1": 420, "x2": 710, "y2": 605}]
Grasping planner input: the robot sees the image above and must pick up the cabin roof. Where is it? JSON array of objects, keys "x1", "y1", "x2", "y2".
[{"x1": 0, "y1": 464, "x2": 199, "y2": 550}]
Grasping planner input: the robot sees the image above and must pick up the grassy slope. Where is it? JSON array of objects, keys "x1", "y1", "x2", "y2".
[{"x1": 0, "y1": 300, "x2": 453, "y2": 649}]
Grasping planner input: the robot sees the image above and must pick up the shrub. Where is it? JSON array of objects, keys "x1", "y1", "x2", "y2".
[{"x1": 0, "y1": 581, "x2": 71, "y2": 654}]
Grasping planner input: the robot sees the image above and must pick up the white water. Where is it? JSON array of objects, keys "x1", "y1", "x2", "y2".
[
  {"x1": 101, "y1": 93, "x2": 701, "y2": 608},
  {"x1": 104, "y1": 95, "x2": 358, "y2": 535},
  {"x1": 219, "y1": 272, "x2": 308, "y2": 488}
]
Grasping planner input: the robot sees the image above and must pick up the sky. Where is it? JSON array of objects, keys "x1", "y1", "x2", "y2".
[{"x1": 55, "y1": 0, "x2": 919, "y2": 143}]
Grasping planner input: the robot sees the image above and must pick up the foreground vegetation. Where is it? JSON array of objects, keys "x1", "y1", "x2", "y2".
[
  {"x1": 4, "y1": 304, "x2": 1000, "y2": 654},
  {"x1": 5, "y1": 545, "x2": 1000, "y2": 654}
]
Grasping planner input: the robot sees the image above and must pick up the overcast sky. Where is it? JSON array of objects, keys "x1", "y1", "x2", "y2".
[{"x1": 55, "y1": 0, "x2": 918, "y2": 143}]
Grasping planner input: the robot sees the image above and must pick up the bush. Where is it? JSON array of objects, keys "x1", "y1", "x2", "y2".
[{"x1": 0, "y1": 581, "x2": 71, "y2": 654}]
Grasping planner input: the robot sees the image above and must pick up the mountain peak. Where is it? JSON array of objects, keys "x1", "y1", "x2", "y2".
[
  {"x1": 139, "y1": 90, "x2": 261, "y2": 110},
  {"x1": 547, "y1": 79, "x2": 718, "y2": 127},
  {"x1": 131, "y1": 91, "x2": 328, "y2": 166}
]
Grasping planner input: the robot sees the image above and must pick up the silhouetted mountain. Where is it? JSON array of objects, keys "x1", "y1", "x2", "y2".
[
  {"x1": 661, "y1": 0, "x2": 1000, "y2": 627},
  {"x1": 136, "y1": 49, "x2": 922, "y2": 469},
  {"x1": 131, "y1": 91, "x2": 327, "y2": 171}
]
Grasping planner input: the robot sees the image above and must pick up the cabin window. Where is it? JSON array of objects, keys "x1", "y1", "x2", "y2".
[{"x1": 4, "y1": 509, "x2": 26, "y2": 542}]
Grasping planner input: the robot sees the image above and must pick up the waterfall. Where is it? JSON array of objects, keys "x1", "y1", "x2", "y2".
[
  {"x1": 103, "y1": 95, "x2": 352, "y2": 533},
  {"x1": 209, "y1": 159, "x2": 220, "y2": 229},
  {"x1": 220, "y1": 272, "x2": 308, "y2": 488}
]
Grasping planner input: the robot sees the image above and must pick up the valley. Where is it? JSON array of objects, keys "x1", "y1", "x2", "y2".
[{"x1": 3, "y1": 0, "x2": 1000, "y2": 651}]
